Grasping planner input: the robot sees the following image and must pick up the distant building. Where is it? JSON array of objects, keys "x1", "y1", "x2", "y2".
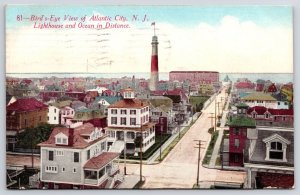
[
  {"x1": 6, "y1": 98, "x2": 48, "y2": 151},
  {"x1": 48, "y1": 100, "x2": 73, "y2": 125},
  {"x1": 38, "y1": 123, "x2": 122, "y2": 189},
  {"x1": 169, "y1": 71, "x2": 219, "y2": 84},
  {"x1": 244, "y1": 127, "x2": 294, "y2": 189},
  {"x1": 106, "y1": 88, "x2": 155, "y2": 155}
]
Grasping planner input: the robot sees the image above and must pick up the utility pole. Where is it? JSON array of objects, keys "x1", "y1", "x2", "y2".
[
  {"x1": 214, "y1": 99, "x2": 217, "y2": 132},
  {"x1": 140, "y1": 129, "x2": 143, "y2": 183},
  {"x1": 194, "y1": 140, "x2": 206, "y2": 187},
  {"x1": 209, "y1": 113, "x2": 214, "y2": 128},
  {"x1": 124, "y1": 131, "x2": 127, "y2": 175},
  {"x1": 160, "y1": 125, "x2": 163, "y2": 161}
]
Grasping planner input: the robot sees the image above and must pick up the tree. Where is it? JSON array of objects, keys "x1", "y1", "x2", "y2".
[{"x1": 16, "y1": 123, "x2": 61, "y2": 149}]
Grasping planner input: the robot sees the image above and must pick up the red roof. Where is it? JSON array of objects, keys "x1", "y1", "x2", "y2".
[
  {"x1": 39, "y1": 123, "x2": 106, "y2": 149},
  {"x1": 248, "y1": 106, "x2": 293, "y2": 116},
  {"x1": 103, "y1": 90, "x2": 114, "y2": 96},
  {"x1": 7, "y1": 98, "x2": 48, "y2": 113},
  {"x1": 256, "y1": 83, "x2": 264, "y2": 92},
  {"x1": 267, "y1": 83, "x2": 277, "y2": 93},
  {"x1": 108, "y1": 99, "x2": 148, "y2": 108},
  {"x1": 235, "y1": 82, "x2": 255, "y2": 89},
  {"x1": 83, "y1": 152, "x2": 119, "y2": 170}
]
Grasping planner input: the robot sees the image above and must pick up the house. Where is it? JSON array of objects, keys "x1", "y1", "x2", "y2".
[
  {"x1": 272, "y1": 92, "x2": 289, "y2": 109},
  {"x1": 265, "y1": 83, "x2": 277, "y2": 94},
  {"x1": 224, "y1": 103, "x2": 256, "y2": 167},
  {"x1": 106, "y1": 88, "x2": 155, "y2": 155},
  {"x1": 241, "y1": 92, "x2": 289, "y2": 109},
  {"x1": 65, "y1": 92, "x2": 86, "y2": 102},
  {"x1": 244, "y1": 127, "x2": 294, "y2": 189},
  {"x1": 241, "y1": 92, "x2": 277, "y2": 109},
  {"x1": 48, "y1": 100, "x2": 73, "y2": 125},
  {"x1": 6, "y1": 98, "x2": 48, "y2": 151},
  {"x1": 38, "y1": 123, "x2": 122, "y2": 189},
  {"x1": 39, "y1": 91, "x2": 65, "y2": 102},
  {"x1": 280, "y1": 83, "x2": 293, "y2": 104},
  {"x1": 199, "y1": 81, "x2": 214, "y2": 95},
  {"x1": 247, "y1": 106, "x2": 293, "y2": 128}
]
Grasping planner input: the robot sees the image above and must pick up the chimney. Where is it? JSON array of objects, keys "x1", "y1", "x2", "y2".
[{"x1": 68, "y1": 128, "x2": 74, "y2": 146}]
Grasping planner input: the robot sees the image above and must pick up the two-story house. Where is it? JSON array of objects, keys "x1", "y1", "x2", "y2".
[
  {"x1": 106, "y1": 88, "x2": 155, "y2": 155},
  {"x1": 38, "y1": 123, "x2": 121, "y2": 189}
]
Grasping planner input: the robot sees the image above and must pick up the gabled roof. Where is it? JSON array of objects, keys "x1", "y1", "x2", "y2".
[
  {"x1": 38, "y1": 123, "x2": 106, "y2": 149},
  {"x1": 95, "y1": 96, "x2": 122, "y2": 105},
  {"x1": 7, "y1": 98, "x2": 48, "y2": 113},
  {"x1": 241, "y1": 92, "x2": 277, "y2": 101},
  {"x1": 247, "y1": 106, "x2": 293, "y2": 116},
  {"x1": 263, "y1": 133, "x2": 291, "y2": 145},
  {"x1": 84, "y1": 152, "x2": 119, "y2": 170},
  {"x1": 49, "y1": 100, "x2": 72, "y2": 109}
]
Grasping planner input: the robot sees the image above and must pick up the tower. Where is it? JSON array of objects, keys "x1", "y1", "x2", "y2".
[{"x1": 149, "y1": 23, "x2": 159, "y2": 91}]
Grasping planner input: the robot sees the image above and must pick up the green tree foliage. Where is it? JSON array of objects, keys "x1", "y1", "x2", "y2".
[{"x1": 16, "y1": 123, "x2": 61, "y2": 149}]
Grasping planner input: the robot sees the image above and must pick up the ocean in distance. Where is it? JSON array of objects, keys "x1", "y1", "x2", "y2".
[{"x1": 6, "y1": 72, "x2": 293, "y2": 84}]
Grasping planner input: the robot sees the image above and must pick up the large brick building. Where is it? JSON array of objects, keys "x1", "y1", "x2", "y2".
[
  {"x1": 169, "y1": 71, "x2": 219, "y2": 84},
  {"x1": 6, "y1": 98, "x2": 48, "y2": 151}
]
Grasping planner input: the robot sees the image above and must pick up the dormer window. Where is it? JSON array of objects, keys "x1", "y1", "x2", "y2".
[
  {"x1": 265, "y1": 113, "x2": 270, "y2": 119},
  {"x1": 55, "y1": 133, "x2": 68, "y2": 145},
  {"x1": 263, "y1": 134, "x2": 291, "y2": 162}
]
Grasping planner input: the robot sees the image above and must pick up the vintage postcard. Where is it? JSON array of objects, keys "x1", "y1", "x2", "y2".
[{"x1": 6, "y1": 5, "x2": 294, "y2": 189}]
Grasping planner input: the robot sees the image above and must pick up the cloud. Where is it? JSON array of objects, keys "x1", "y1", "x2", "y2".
[{"x1": 6, "y1": 15, "x2": 292, "y2": 73}]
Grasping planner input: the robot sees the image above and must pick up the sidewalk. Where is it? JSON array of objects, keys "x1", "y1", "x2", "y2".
[
  {"x1": 208, "y1": 93, "x2": 231, "y2": 168},
  {"x1": 117, "y1": 174, "x2": 140, "y2": 189}
]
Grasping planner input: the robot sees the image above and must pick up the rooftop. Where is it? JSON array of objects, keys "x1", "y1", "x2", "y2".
[
  {"x1": 84, "y1": 152, "x2": 119, "y2": 170},
  {"x1": 228, "y1": 115, "x2": 256, "y2": 127},
  {"x1": 108, "y1": 99, "x2": 149, "y2": 109},
  {"x1": 7, "y1": 98, "x2": 48, "y2": 113},
  {"x1": 241, "y1": 92, "x2": 277, "y2": 101}
]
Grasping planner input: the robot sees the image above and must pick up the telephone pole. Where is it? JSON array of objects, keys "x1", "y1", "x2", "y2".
[{"x1": 194, "y1": 140, "x2": 206, "y2": 187}]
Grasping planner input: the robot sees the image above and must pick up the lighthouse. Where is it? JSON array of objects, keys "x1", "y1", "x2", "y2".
[{"x1": 149, "y1": 22, "x2": 159, "y2": 91}]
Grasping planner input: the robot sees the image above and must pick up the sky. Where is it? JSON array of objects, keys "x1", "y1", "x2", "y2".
[{"x1": 6, "y1": 5, "x2": 293, "y2": 73}]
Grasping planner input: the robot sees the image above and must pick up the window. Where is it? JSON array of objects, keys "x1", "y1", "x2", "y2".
[
  {"x1": 56, "y1": 150, "x2": 64, "y2": 156},
  {"x1": 121, "y1": 110, "x2": 127, "y2": 114},
  {"x1": 265, "y1": 113, "x2": 270, "y2": 119},
  {"x1": 24, "y1": 119, "x2": 27, "y2": 126},
  {"x1": 146, "y1": 107, "x2": 149, "y2": 111},
  {"x1": 101, "y1": 142, "x2": 105, "y2": 151},
  {"x1": 270, "y1": 142, "x2": 283, "y2": 160},
  {"x1": 111, "y1": 117, "x2": 117, "y2": 125},
  {"x1": 62, "y1": 138, "x2": 67, "y2": 144},
  {"x1": 233, "y1": 128, "x2": 239, "y2": 135},
  {"x1": 111, "y1": 109, "x2": 117, "y2": 114},
  {"x1": 121, "y1": 117, "x2": 126, "y2": 125},
  {"x1": 234, "y1": 154, "x2": 239, "y2": 163},
  {"x1": 62, "y1": 167, "x2": 65, "y2": 172},
  {"x1": 284, "y1": 102, "x2": 288, "y2": 105},
  {"x1": 130, "y1": 110, "x2": 136, "y2": 115},
  {"x1": 87, "y1": 150, "x2": 90, "y2": 160},
  {"x1": 130, "y1": 118, "x2": 136, "y2": 125},
  {"x1": 49, "y1": 151, "x2": 54, "y2": 161},
  {"x1": 252, "y1": 113, "x2": 256, "y2": 118},
  {"x1": 45, "y1": 166, "x2": 58, "y2": 173},
  {"x1": 277, "y1": 102, "x2": 280, "y2": 105},
  {"x1": 54, "y1": 109, "x2": 57, "y2": 113},
  {"x1": 234, "y1": 139, "x2": 240, "y2": 148},
  {"x1": 56, "y1": 137, "x2": 61, "y2": 144},
  {"x1": 39, "y1": 116, "x2": 42, "y2": 121},
  {"x1": 73, "y1": 168, "x2": 77, "y2": 173},
  {"x1": 283, "y1": 117, "x2": 286, "y2": 121},
  {"x1": 54, "y1": 116, "x2": 56, "y2": 120},
  {"x1": 74, "y1": 152, "x2": 79, "y2": 162}
]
